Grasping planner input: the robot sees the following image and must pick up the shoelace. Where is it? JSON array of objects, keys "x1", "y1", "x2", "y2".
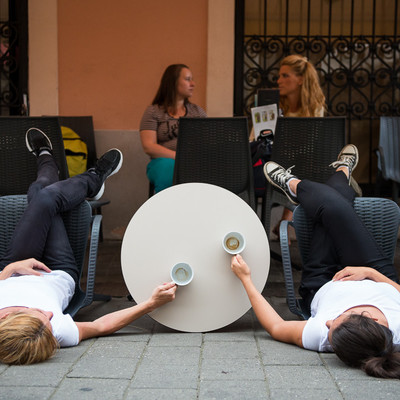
[
  {"x1": 271, "y1": 165, "x2": 295, "y2": 186},
  {"x1": 329, "y1": 154, "x2": 355, "y2": 169}
]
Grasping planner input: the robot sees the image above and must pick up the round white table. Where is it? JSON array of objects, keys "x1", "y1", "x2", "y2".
[{"x1": 121, "y1": 183, "x2": 270, "y2": 332}]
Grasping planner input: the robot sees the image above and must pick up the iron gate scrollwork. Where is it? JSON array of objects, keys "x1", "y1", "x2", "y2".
[
  {"x1": 237, "y1": 0, "x2": 400, "y2": 185},
  {"x1": 0, "y1": 0, "x2": 28, "y2": 116}
]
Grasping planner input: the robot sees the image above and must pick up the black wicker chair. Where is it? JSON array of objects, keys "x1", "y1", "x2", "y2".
[
  {"x1": 279, "y1": 197, "x2": 400, "y2": 319},
  {"x1": 262, "y1": 117, "x2": 346, "y2": 236},
  {"x1": 57, "y1": 116, "x2": 110, "y2": 238},
  {"x1": 173, "y1": 117, "x2": 255, "y2": 210},
  {"x1": 375, "y1": 116, "x2": 400, "y2": 203},
  {"x1": 0, "y1": 116, "x2": 69, "y2": 195},
  {"x1": 0, "y1": 195, "x2": 108, "y2": 317}
]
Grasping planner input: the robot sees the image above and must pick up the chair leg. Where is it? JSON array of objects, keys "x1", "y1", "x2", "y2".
[{"x1": 392, "y1": 181, "x2": 399, "y2": 204}]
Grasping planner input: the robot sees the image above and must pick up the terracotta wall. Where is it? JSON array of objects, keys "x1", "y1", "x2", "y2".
[
  {"x1": 57, "y1": 0, "x2": 208, "y2": 129},
  {"x1": 28, "y1": 0, "x2": 235, "y2": 239}
]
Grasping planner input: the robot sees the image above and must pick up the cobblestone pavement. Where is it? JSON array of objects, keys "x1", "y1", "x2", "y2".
[{"x1": 1, "y1": 238, "x2": 399, "y2": 399}]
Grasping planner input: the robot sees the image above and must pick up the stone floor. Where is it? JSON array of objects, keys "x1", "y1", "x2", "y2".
[{"x1": 1, "y1": 231, "x2": 399, "y2": 399}]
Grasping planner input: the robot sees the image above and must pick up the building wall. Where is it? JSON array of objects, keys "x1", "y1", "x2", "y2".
[{"x1": 28, "y1": 0, "x2": 235, "y2": 238}]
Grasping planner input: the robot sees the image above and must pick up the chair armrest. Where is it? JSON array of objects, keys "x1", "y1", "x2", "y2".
[
  {"x1": 82, "y1": 214, "x2": 102, "y2": 307},
  {"x1": 279, "y1": 220, "x2": 304, "y2": 318},
  {"x1": 375, "y1": 146, "x2": 388, "y2": 178}
]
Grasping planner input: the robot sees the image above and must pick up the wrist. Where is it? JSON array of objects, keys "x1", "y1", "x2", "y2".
[{"x1": 0, "y1": 264, "x2": 14, "y2": 280}]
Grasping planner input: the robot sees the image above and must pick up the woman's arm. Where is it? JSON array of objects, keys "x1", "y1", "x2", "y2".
[
  {"x1": 140, "y1": 130, "x2": 175, "y2": 159},
  {"x1": 333, "y1": 266, "x2": 400, "y2": 293},
  {"x1": 231, "y1": 255, "x2": 306, "y2": 347},
  {"x1": 0, "y1": 259, "x2": 51, "y2": 280},
  {"x1": 76, "y1": 282, "x2": 176, "y2": 341}
]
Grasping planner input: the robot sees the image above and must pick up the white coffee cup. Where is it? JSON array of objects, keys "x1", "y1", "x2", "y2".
[
  {"x1": 170, "y1": 263, "x2": 194, "y2": 286},
  {"x1": 222, "y1": 231, "x2": 246, "y2": 254}
]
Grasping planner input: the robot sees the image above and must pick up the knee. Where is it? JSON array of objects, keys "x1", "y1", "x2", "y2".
[
  {"x1": 31, "y1": 188, "x2": 59, "y2": 212},
  {"x1": 147, "y1": 158, "x2": 175, "y2": 193}
]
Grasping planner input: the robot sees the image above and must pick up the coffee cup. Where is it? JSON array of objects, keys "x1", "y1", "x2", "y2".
[
  {"x1": 170, "y1": 263, "x2": 194, "y2": 286},
  {"x1": 222, "y1": 231, "x2": 246, "y2": 254}
]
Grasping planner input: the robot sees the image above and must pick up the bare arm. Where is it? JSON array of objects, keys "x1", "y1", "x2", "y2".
[
  {"x1": 231, "y1": 255, "x2": 306, "y2": 347},
  {"x1": 333, "y1": 266, "x2": 400, "y2": 293},
  {"x1": 76, "y1": 282, "x2": 176, "y2": 341},
  {"x1": 140, "y1": 130, "x2": 175, "y2": 159},
  {"x1": 0, "y1": 258, "x2": 51, "y2": 280}
]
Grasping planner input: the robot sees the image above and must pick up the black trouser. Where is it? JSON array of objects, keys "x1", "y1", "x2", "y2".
[
  {"x1": 0, "y1": 155, "x2": 101, "y2": 283},
  {"x1": 298, "y1": 171, "x2": 399, "y2": 309}
]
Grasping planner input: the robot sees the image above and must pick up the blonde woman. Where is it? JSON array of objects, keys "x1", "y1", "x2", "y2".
[
  {"x1": 278, "y1": 54, "x2": 325, "y2": 117},
  {"x1": 274, "y1": 55, "x2": 326, "y2": 237},
  {"x1": 0, "y1": 129, "x2": 176, "y2": 365}
]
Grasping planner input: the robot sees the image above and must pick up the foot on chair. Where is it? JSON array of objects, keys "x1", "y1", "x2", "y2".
[
  {"x1": 329, "y1": 144, "x2": 359, "y2": 181},
  {"x1": 263, "y1": 162, "x2": 299, "y2": 205},
  {"x1": 25, "y1": 128, "x2": 53, "y2": 157},
  {"x1": 90, "y1": 149, "x2": 123, "y2": 200}
]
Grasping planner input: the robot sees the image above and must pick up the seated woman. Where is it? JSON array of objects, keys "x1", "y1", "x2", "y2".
[
  {"x1": 231, "y1": 144, "x2": 400, "y2": 379},
  {"x1": 140, "y1": 64, "x2": 207, "y2": 193},
  {"x1": 0, "y1": 128, "x2": 176, "y2": 365},
  {"x1": 273, "y1": 55, "x2": 326, "y2": 237}
]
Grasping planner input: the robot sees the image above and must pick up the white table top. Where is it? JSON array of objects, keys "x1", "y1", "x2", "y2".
[{"x1": 121, "y1": 183, "x2": 270, "y2": 332}]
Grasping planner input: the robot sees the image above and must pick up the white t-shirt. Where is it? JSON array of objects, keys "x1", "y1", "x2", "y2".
[
  {"x1": 302, "y1": 280, "x2": 400, "y2": 352},
  {"x1": 0, "y1": 270, "x2": 79, "y2": 347}
]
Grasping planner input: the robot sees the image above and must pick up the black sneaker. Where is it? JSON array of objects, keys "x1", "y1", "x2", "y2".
[
  {"x1": 263, "y1": 161, "x2": 299, "y2": 205},
  {"x1": 329, "y1": 144, "x2": 359, "y2": 183},
  {"x1": 90, "y1": 149, "x2": 123, "y2": 200},
  {"x1": 25, "y1": 128, "x2": 53, "y2": 157}
]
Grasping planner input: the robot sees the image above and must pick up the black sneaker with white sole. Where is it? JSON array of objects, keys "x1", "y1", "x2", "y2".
[
  {"x1": 263, "y1": 162, "x2": 299, "y2": 205},
  {"x1": 89, "y1": 149, "x2": 123, "y2": 200},
  {"x1": 25, "y1": 127, "x2": 53, "y2": 157}
]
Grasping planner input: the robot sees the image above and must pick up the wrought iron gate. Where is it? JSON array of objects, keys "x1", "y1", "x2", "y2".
[
  {"x1": 0, "y1": 0, "x2": 28, "y2": 116},
  {"x1": 235, "y1": 0, "x2": 400, "y2": 185}
]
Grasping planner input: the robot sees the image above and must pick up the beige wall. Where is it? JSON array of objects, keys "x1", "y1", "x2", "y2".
[
  {"x1": 28, "y1": 0, "x2": 59, "y2": 115},
  {"x1": 28, "y1": 0, "x2": 235, "y2": 238}
]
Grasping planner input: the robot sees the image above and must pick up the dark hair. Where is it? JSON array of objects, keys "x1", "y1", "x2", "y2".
[
  {"x1": 152, "y1": 64, "x2": 190, "y2": 113},
  {"x1": 331, "y1": 314, "x2": 400, "y2": 379}
]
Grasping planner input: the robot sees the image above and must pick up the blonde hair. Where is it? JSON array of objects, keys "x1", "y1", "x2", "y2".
[
  {"x1": 0, "y1": 312, "x2": 58, "y2": 365},
  {"x1": 279, "y1": 55, "x2": 326, "y2": 117}
]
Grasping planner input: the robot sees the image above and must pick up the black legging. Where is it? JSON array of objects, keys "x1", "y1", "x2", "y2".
[
  {"x1": 298, "y1": 171, "x2": 399, "y2": 308},
  {"x1": 0, "y1": 155, "x2": 102, "y2": 283}
]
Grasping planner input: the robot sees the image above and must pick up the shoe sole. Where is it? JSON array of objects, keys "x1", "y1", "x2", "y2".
[
  {"x1": 25, "y1": 127, "x2": 53, "y2": 153},
  {"x1": 263, "y1": 163, "x2": 298, "y2": 205},
  {"x1": 91, "y1": 149, "x2": 123, "y2": 201}
]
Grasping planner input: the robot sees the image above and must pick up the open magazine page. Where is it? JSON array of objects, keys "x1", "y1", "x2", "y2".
[{"x1": 251, "y1": 104, "x2": 278, "y2": 140}]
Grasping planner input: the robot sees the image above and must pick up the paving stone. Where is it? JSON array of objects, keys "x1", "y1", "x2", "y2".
[
  {"x1": 94, "y1": 332, "x2": 151, "y2": 342},
  {"x1": 204, "y1": 330, "x2": 255, "y2": 342},
  {"x1": 52, "y1": 378, "x2": 130, "y2": 400},
  {"x1": 199, "y1": 379, "x2": 268, "y2": 400},
  {"x1": 141, "y1": 346, "x2": 201, "y2": 366},
  {"x1": 202, "y1": 341, "x2": 259, "y2": 359},
  {"x1": 126, "y1": 388, "x2": 197, "y2": 400},
  {"x1": 269, "y1": 388, "x2": 343, "y2": 400},
  {"x1": 84, "y1": 340, "x2": 146, "y2": 358},
  {"x1": 0, "y1": 363, "x2": 72, "y2": 387},
  {"x1": 321, "y1": 353, "x2": 368, "y2": 380},
  {"x1": 258, "y1": 338, "x2": 323, "y2": 366},
  {"x1": 201, "y1": 358, "x2": 265, "y2": 381},
  {"x1": 67, "y1": 357, "x2": 138, "y2": 379},
  {"x1": 264, "y1": 365, "x2": 338, "y2": 390},
  {"x1": 0, "y1": 386, "x2": 55, "y2": 399},
  {"x1": 130, "y1": 364, "x2": 199, "y2": 389},
  {"x1": 47, "y1": 345, "x2": 89, "y2": 364},
  {"x1": 148, "y1": 332, "x2": 202, "y2": 347},
  {"x1": 337, "y1": 379, "x2": 400, "y2": 399}
]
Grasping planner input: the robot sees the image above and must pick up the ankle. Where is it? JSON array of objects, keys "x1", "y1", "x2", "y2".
[
  {"x1": 287, "y1": 178, "x2": 300, "y2": 197},
  {"x1": 337, "y1": 166, "x2": 349, "y2": 179}
]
